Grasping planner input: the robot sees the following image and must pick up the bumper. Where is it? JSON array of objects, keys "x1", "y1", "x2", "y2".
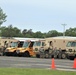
[{"x1": 5, "y1": 52, "x2": 17, "y2": 56}]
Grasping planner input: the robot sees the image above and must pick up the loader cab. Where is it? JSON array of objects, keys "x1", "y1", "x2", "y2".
[
  {"x1": 10, "y1": 42, "x2": 18, "y2": 47},
  {"x1": 22, "y1": 41, "x2": 34, "y2": 48},
  {"x1": 22, "y1": 41, "x2": 30, "y2": 48},
  {"x1": 10, "y1": 41, "x2": 24, "y2": 48},
  {"x1": 4, "y1": 40, "x2": 24, "y2": 56}
]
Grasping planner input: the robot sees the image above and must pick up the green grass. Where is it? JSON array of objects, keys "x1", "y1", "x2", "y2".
[{"x1": 0, "y1": 68, "x2": 76, "y2": 75}]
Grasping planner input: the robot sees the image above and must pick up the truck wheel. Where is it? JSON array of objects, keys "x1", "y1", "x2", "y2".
[
  {"x1": 54, "y1": 54, "x2": 58, "y2": 59},
  {"x1": 45, "y1": 52, "x2": 49, "y2": 58},
  {"x1": 66, "y1": 54, "x2": 69, "y2": 59},
  {"x1": 23, "y1": 51, "x2": 30, "y2": 57},
  {"x1": 58, "y1": 53, "x2": 62, "y2": 59},
  {"x1": 61, "y1": 53, "x2": 66, "y2": 59},
  {"x1": 45, "y1": 53, "x2": 49, "y2": 58}
]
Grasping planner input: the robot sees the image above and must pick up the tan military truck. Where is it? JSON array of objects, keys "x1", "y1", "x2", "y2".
[
  {"x1": 66, "y1": 40, "x2": 76, "y2": 60},
  {"x1": 39, "y1": 37, "x2": 76, "y2": 59}
]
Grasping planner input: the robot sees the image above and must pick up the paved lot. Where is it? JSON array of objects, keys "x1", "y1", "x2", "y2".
[{"x1": 0, "y1": 56, "x2": 76, "y2": 71}]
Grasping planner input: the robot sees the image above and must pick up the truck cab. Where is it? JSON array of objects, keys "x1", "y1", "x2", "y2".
[{"x1": 66, "y1": 40, "x2": 76, "y2": 60}]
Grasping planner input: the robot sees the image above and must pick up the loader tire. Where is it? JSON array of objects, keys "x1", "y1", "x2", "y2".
[{"x1": 23, "y1": 51, "x2": 30, "y2": 57}]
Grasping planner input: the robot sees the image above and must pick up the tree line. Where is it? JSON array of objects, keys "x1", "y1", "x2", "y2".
[
  {"x1": 0, "y1": 24, "x2": 76, "y2": 38},
  {"x1": 0, "y1": 7, "x2": 76, "y2": 38}
]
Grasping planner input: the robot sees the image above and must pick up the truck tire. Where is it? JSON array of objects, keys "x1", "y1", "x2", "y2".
[
  {"x1": 58, "y1": 53, "x2": 62, "y2": 59},
  {"x1": 54, "y1": 54, "x2": 58, "y2": 59},
  {"x1": 45, "y1": 51, "x2": 49, "y2": 58},
  {"x1": 61, "y1": 53, "x2": 66, "y2": 59}
]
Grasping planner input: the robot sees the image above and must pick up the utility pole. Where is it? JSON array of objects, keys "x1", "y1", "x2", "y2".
[{"x1": 61, "y1": 24, "x2": 67, "y2": 37}]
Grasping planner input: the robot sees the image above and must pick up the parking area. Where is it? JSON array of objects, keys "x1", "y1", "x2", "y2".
[{"x1": 0, "y1": 56, "x2": 76, "y2": 71}]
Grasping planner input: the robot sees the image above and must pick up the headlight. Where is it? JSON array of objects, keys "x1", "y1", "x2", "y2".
[{"x1": 35, "y1": 48, "x2": 38, "y2": 51}]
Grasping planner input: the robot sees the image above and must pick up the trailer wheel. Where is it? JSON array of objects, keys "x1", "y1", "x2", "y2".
[{"x1": 23, "y1": 51, "x2": 30, "y2": 57}]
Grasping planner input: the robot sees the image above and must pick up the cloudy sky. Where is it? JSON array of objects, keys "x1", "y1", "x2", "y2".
[{"x1": 0, "y1": 0, "x2": 76, "y2": 32}]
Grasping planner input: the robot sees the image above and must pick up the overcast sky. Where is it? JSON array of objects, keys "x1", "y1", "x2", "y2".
[{"x1": 0, "y1": 0, "x2": 76, "y2": 32}]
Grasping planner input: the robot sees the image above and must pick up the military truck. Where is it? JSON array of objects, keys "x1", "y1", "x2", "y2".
[
  {"x1": 66, "y1": 40, "x2": 76, "y2": 60},
  {"x1": 39, "y1": 37, "x2": 76, "y2": 59}
]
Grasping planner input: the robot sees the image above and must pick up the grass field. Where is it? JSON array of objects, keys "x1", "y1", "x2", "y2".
[{"x1": 0, "y1": 68, "x2": 76, "y2": 75}]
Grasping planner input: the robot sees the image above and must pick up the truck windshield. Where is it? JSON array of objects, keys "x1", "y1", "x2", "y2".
[
  {"x1": 33, "y1": 41, "x2": 41, "y2": 46},
  {"x1": 22, "y1": 42, "x2": 30, "y2": 48},
  {"x1": 66, "y1": 41, "x2": 76, "y2": 47},
  {"x1": 11, "y1": 42, "x2": 18, "y2": 47}
]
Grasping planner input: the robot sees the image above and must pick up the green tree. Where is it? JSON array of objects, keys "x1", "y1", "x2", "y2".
[
  {"x1": 1, "y1": 25, "x2": 22, "y2": 37},
  {"x1": 22, "y1": 29, "x2": 27, "y2": 35},
  {"x1": 0, "y1": 7, "x2": 7, "y2": 26},
  {"x1": 46, "y1": 30, "x2": 59, "y2": 37},
  {"x1": 33, "y1": 31, "x2": 44, "y2": 38},
  {"x1": 65, "y1": 28, "x2": 76, "y2": 36},
  {"x1": 22, "y1": 29, "x2": 34, "y2": 38}
]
